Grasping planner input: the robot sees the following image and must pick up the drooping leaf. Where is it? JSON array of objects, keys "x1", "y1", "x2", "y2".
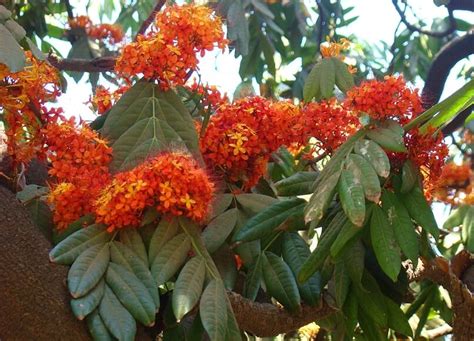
[
  {"x1": 400, "y1": 160, "x2": 418, "y2": 193},
  {"x1": 342, "y1": 292, "x2": 358, "y2": 336},
  {"x1": 346, "y1": 153, "x2": 381, "y2": 203},
  {"x1": 151, "y1": 233, "x2": 191, "y2": 286},
  {"x1": 333, "y1": 262, "x2": 351, "y2": 308},
  {"x1": 319, "y1": 58, "x2": 336, "y2": 99},
  {"x1": 282, "y1": 233, "x2": 321, "y2": 305},
  {"x1": 342, "y1": 239, "x2": 365, "y2": 285},
  {"x1": 243, "y1": 255, "x2": 262, "y2": 301},
  {"x1": 119, "y1": 229, "x2": 148, "y2": 266},
  {"x1": 367, "y1": 127, "x2": 407, "y2": 152},
  {"x1": 338, "y1": 169, "x2": 366, "y2": 227},
  {"x1": 381, "y1": 190, "x2": 419, "y2": 266},
  {"x1": 99, "y1": 285, "x2": 136, "y2": 341},
  {"x1": 234, "y1": 198, "x2": 306, "y2": 242},
  {"x1": 202, "y1": 208, "x2": 238, "y2": 253},
  {"x1": 226, "y1": 0, "x2": 250, "y2": 56},
  {"x1": 358, "y1": 309, "x2": 386, "y2": 340},
  {"x1": 275, "y1": 171, "x2": 318, "y2": 196},
  {"x1": 110, "y1": 241, "x2": 160, "y2": 309},
  {"x1": 86, "y1": 310, "x2": 114, "y2": 341},
  {"x1": 68, "y1": 243, "x2": 110, "y2": 298},
  {"x1": 102, "y1": 81, "x2": 200, "y2": 171},
  {"x1": 225, "y1": 304, "x2": 242, "y2": 341},
  {"x1": 385, "y1": 297, "x2": 413, "y2": 337},
  {"x1": 148, "y1": 217, "x2": 179, "y2": 264},
  {"x1": 444, "y1": 205, "x2": 469, "y2": 229},
  {"x1": 106, "y1": 262, "x2": 156, "y2": 326},
  {"x1": 462, "y1": 206, "x2": 474, "y2": 251},
  {"x1": 262, "y1": 252, "x2": 301, "y2": 312},
  {"x1": 354, "y1": 139, "x2": 390, "y2": 178},
  {"x1": 354, "y1": 272, "x2": 388, "y2": 327},
  {"x1": 49, "y1": 224, "x2": 110, "y2": 265},
  {"x1": 303, "y1": 62, "x2": 322, "y2": 102},
  {"x1": 0, "y1": 23, "x2": 25, "y2": 72},
  {"x1": 200, "y1": 279, "x2": 228, "y2": 341},
  {"x1": 209, "y1": 194, "x2": 234, "y2": 220},
  {"x1": 71, "y1": 279, "x2": 105, "y2": 321},
  {"x1": 333, "y1": 57, "x2": 354, "y2": 93},
  {"x1": 213, "y1": 245, "x2": 238, "y2": 290},
  {"x1": 235, "y1": 193, "x2": 278, "y2": 215},
  {"x1": 172, "y1": 256, "x2": 206, "y2": 321},
  {"x1": 330, "y1": 219, "x2": 363, "y2": 259}
]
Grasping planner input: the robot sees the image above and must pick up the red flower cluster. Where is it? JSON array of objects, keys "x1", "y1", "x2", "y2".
[
  {"x1": 0, "y1": 52, "x2": 61, "y2": 165},
  {"x1": 433, "y1": 162, "x2": 472, "y2": 205},
  {"x1": 94, "y1": 152, "x2": 215, "y2": 232},
  {"x1": 186, "y1": 81, "x2": 228, "y2": 111},
  {"x1": 91, "y1": 85, "x2": 130, "y2": 115},
  {"x1": 115, "y1": 4, "x2": 227, "y2": 89},
  {"x1": 68, "y1": 16, "x2": 124, "y2": 45},
  {"x1": 45, "y1": 120, "x2": 112, "y2": 229},
  {"x1": 344, "y1": 75, "x2": 423, "y2": 123}
]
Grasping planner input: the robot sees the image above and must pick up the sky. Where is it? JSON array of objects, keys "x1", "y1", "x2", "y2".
[{"x1": 52, "y1": 0, "x2": 473, "y2": 121}]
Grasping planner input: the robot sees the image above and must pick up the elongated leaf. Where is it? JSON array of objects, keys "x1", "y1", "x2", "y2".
[
  {"x1": 243, "y1": 255, "x2": 262, "y2": 301},
  {"x1": 86, "y1": 310, "x2": 113, "y2": 341},
  {"x1": 202, "y1": 208, "x2": 238, "y2": 253},
  {"x1": 338, "y1": 169, "x2": 366, "y2": 227},
  {"x1": 102, "y1": 81, "x2": 200, "y2": 171},
  {"x1": 282, "y1": 233, "x2": 321, "y2": 305},
  {"x1": 68, "y1": 243, "x2": 110, "y2": 298},
  {"x1": 100, "y1": 285, "x2": 136, "y2": 341},
  {"x1": 354, "y1": 139, "x2": 390, "y2": 178},
  {"x1": 148, "y1": 217, "x2": 179, "y2": 264},
  {"x1": 346, "y1": 153, "x2": 381, "y2": 202},
  {"x1": 110, "y1": 241, "x2": 160, "y2": 310},
  {"x1": 399, "y1": 186, "x2": 439, "y2": 239},
  {"x1": 200, "y1": 280, "x2": 228, "y2": 341},
  {"x1": 400, "y1": 160, "x2": 418, "y2": 193},
  {"x1": 385, "y1": 297, "x2": 413, "y2": 337},
  {"x1": 319, "y1": 58, "x2": 336, "y2": 99},
  {"x1": 444, "y1": 205, "x2": 469, "y2": 229},
  {"x1": 358, "y1": 310, "x2": 386, "y2": 340},
  {"x1": 462, "y1": 206, "x2": 474, "y2": 251},
  {"x1": 262, "y1": 252, "x2": 301, "y2": 312},
  {"x1": 0, "y1": 23, "x2": 25, "y2": 72},
  {"x1": 342, "y1": 293, "x2": 358, "y2": 336},
  {"x1": 71, "y1": 279, "x2": 105, "y2": 320},
  {"x1": 370, "y1": 206, "x2": 401, "y2": 282},
  {"x1": 235, "y1": 193, "x2": 278, "y2": 215},
  {"x1": 213, "y1": 245, "x2": 238, "y2": 290},
  {"x1": 275, "y1": 171, "x2": 318, "y2": 196},
  {"x1": 354, "y1": 272, "x2": 388, "y2": 327},
  {"x1": 342, "y1": 239, "x2": 365, "y2": 285},
  {"x1": 330, "y1": 220, "x2": 362, "y2": 258},
  {"x1": 333, "y1": 262, "x2": 351, "y2": 308},
  {"x1": 299, "y1": 212, "x2": 347, "y2": 283},
  {"x1": 50, "y1": 224, "x2": 110, "y2": 265},
  {"x1": 209, "y1": 194, "x2": 233, "y2": 220},
  {"x1": 106, "y1": 262, "x2": 156, "y2": 326},
  {"x1": 119, "y1": 229, "x2": 148, "y2": 265},
  {"x1": 151, "y1": 233, "x2": 191, "y2": 285},
  {"x1": 367, "y1": 127, "x2": 407, "y2": 152},
  {"x1": 172, "y1": 256, "x2": 206, "y2": 321},
  {"x1": 225, "y1": 304, "x2": 242, "y2": 341},
  {"x1": 234, "y1": 198, "x2": 306, "y2": 242},
  {"x1": 303, "y1": 62, "x2": 322, "y2": 102},
  {"x1": 333, "y1": 57, "x2": 354, "y2": 92},
  {"x1": 382, "y1": 191, "x2": 419, "y2": 266}
]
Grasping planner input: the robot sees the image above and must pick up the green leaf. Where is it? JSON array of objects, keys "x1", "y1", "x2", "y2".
[
  {"x1": 399, "y1": 186, "x2": 439, "y2": 239},
  {"x1": 367, "y1": 127, "x2": 407, "y2": 152},
  {"x1": 213, "y1": 245, "x2": 238, "y2": 290},
  {"x1": 86, "y1": 310, "x2": 114, "y2": 341},
  {"x1": 333, "y1": 262, "x2": 351, "y2": 308},
  {"x1": 0, "y1": 5, "x2": 12, "y2": 19},
  {"x1": 209, "y1": 194, "x2": 233, "y2": 220},
  {"x1": 319, "y1": 58, "x2": 336, "y2": 99},
  {"x1": 148, "y1": 217, "x2": 179, "y2": 264},
  {"x1": 243, "y1": 255, "x2": 262, "y2": 301},
  {"x1": 119, "y1": 229, "x2": 148, "y2": 265},
  {"x1": 358, "y1": 310, "x2": 386, "y2": 340},
  {"x1": 99, "y1": 285, "x2": 136, "y2": 341},
  {"x1": 303, "y1": 62, "x2": 322, "y2": 102},
  {"x1": 225, "y1": 304, "x2": 242, "y2": 341},
  {"x1": 26, "y1": 37, "x2": 46, "y2": 60},
  {"x1": 462, "y1": 206, "x2": 474, "y2": 252},
  {"x1": 25, "y1": 197, "x2": 54, "y2": 243},
  {"x1": 49, "y1": 224, "x2": 110, "y2": 265},
  {"x1": 400, "y1": 160, "x2": 418, "y2": 193},
  {"x1": 109, "y1": 241, "x2": 160, "y2": 310},
  {"x1": 202, "y1": 208, "x2": 238, "y2": 253},
  {"x1": 66, "y1": 37, "x2": 92, "y2": 82},
  {"x1": 370, "y1": 206, "x2": 401, "y2": 282},
  {"x1": 151, "y1": 233, "x2": 191, "y2": 286},
  {"x1": 342, "y1": 293, "x2": 358, "y2": 336},
  {"x1": 234, "y1": 198, "x2": 306, "y2": 242},
  {"x1": 333, "y1": 57, "x2": 354, "y2": 93},
  {"x1": 0, "y1": 23, "x2": 25, "y2": 72},
  {"x1": 338, "y1": 169, "x2": 366, "y2": 227},
  {"x1": 4, "y1": 19, "x2": 25, "y2": 40},
  {"x1": 346, "y1": 153, "x2": 381, "y2": 203},
  {"x1": 330, "y1": 219, "x2": 362, "y2": 258},
  {"x1": 235, "y1": 193, "x2": 278, "y2": 215},
  {"x1": 275, "y1": 171, "x2": 318, "y2": 196},
  {"x1": 354, "y1": 139, "x2": 390, "y2": 178},
  {"x1": 106, "y1": 262, "x2": 156, "y2": 326},
  {"x1": 282, "y1": 233, "x2": 321, "y2": 305},
  {"x1": 342, "y1": 239, "x2": 365, "y2": 285},
  {"x1": 71, "y1": 279, "x2": 105, "y2": 320},
  {"x1": 299, "y1": 212, "x2": 347, "y2": 283},
  {"x1": 172, "y1": 256, "x2": 206, "y2": 321},
  {"x1": 385, "y1": 297, "x2": 413, "y2": 337},
  {"x1": 102, "y1": 81, "x2": 200, "y2": 171},
  {"x1": 262, "y1": 252, "x2": 301, "y2": 311},
  {"x1": 354, "y1": 272, "x2": 388, "y2": 327},
  {"x1": 381, "y1": 190, "x2": 419, "y2": 266},
  {"x1": 53, "y1": 214, "x2": 95, "y2": 245},
  {"x1": 200, "y1": 279, "x2": 228, "y2": 341},
  {"x1": 227, "y1": 0, "x2": 250, "y2": 56},
  {"x1": 68, "y1": 243, "x2": 110, "y2": 298},
  {"x1": 444, "y1": 205, "x2": 469, "y2": 229}
]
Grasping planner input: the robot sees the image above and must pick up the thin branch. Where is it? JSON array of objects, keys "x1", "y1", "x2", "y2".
[
  {"x1": 135, "y1": 0, "x2": 167, "y2": 39},
  {"x1": 47, "y1": 54, "x2": 116, "y2": 73},
  {"x1": 63, "y1": 0, "x2": 74, "y2": 19},
  {"x1": 392, "y1": 0, "x2": 456, "y2": 38}
]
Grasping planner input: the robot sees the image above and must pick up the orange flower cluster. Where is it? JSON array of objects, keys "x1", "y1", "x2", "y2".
[
  {"x1": 115, "y1": 4, "x2": 227, "y2": 89},
  {"x1": 186, "y1": 81, "x2": 228, "y2": 111},
  {"x1": 344, "y1": 75, "x2": 423, "y2": 123},
  {"x1": 320, "y1": 37, "x2": 351, "y2": 59},
  {"x1": 94, "y1": 152, "x2": 214, "y2": 231},
  {"x1": 0, "y1": 52, "x2": 61, "y2": 164},
  {"x1": 433, "y1": 162, "x2": 472, "y2": 205},
  {"x1": 68, "y1": 16, "x2": 124, "y2": 45},
  {"x1": 45, "y1": 120, "x2": 112, "y2": 229},
  {"x1": 91, "y1": 85, "x2": 130, "y2": 115}
]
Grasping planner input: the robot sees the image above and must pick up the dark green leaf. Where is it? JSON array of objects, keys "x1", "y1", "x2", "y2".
[
  {"x1": 119, "y1": 229, "x2": 148, "y2": 265},
  {"x1": 400, "y1": 160, "x2": 418, "y2": 193},
  {"x1": 303, "y1": 62, "x2": 322, "y2": 102},
  {"x1": 213, "y1": 245, "x2": 238, "y2": 290},
  {"x1": 202, "y1": 208, "x2": 238, "y2": 253},
  {"x1": 330, "y1": 220, "x2": 362, "y2": 258},
  {"x1": 319, "y1": 58, "x2": 336, "y2": 99},
  {"x1": 343, "y1": 239, "x2": 365, "y2": 285},
  {"x1": 0, "y1": 23, "x2": 25, "y2": 71},
  {"x1": 243, "y1": 255, "x2": 262, "y2": 301},
  {"x1": 367, "y1": 127, "x2": 407, "y2": 152},
  {"x1": 333, "y1": 262, "x2": 351, "y2": 308},
  {"x1": 235, "y1": 193, "x2": 278, "y2": 215},
  {"x1": 385, "y1": 297, "x2": 413, "y2": 337},
  {"x1": 462, "y1": 206, "x2": 474, "y2": 251},
  {"x1": 86, "y1": 310, "x2": 113, "y2": 341},
  {"x1": 200, "y1": 279, "x2": 228, "y2": 341},
  {"x1": 100, "y1": 285, "x2": 136, "y2": 341},
  {"x1": 148, "y1": 217, "x2": 179, "y2": 264},
  {"x1": 346, "y1": 153, "x2": 381, "y2": 203},
  {"x1": 71, "y1": 279, "x2": 105, "y2": 320},
  {"x1": 209, "y1": 194, "x2": 233, "y2": 220},
  {"x1": 355, "y1": 272, "x2": 388, "y2": 327},
  {"x1": 275, "y1": 171, "x2": 318, "y2": 196},
  {"x1": 354, "y1": 139, "x2": 390, "y2": 178},
  {"x1": 338, "y1": 169, "x2": 366, "y2": 227},
  {"x1": 333, "y1": 57, "x2": 354, "y2": 93}
]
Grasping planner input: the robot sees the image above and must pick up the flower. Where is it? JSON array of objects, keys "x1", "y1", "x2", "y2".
[
  {"x1": 320, "y1": 37, "x2": 351, "y2": 59},
  {"x1": 68, "y1": 16, "x2": 123, "y2": 45},
  {"x1": 433, "y1": 162, "x2": 472, "y2": 205},
  {"x1": 91, "y1": 84, "x2": 130, "y2": 114}
]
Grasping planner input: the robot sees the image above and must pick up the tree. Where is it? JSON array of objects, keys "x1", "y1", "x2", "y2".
[{"x1": 0, "y1": 1, "x2": 473, "y2": 340}]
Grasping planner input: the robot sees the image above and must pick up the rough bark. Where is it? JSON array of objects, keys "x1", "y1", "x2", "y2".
[{"x1": 0, "y1": 186, "x2": 90, "y2": 341}]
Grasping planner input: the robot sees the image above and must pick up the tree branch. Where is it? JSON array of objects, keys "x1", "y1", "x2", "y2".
[
  {"x1": 47, "y1": 54, "x2": 116, "y2": 73},
  {"x1": 392, "y1": 0, "x2": 456, "y2": 38},
  {"x1": 136, "y1": 0, "x2": 167, "y2": 39},
  {"x1": 228, "y1": 291, "x2": 335, "y2": 337}
]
